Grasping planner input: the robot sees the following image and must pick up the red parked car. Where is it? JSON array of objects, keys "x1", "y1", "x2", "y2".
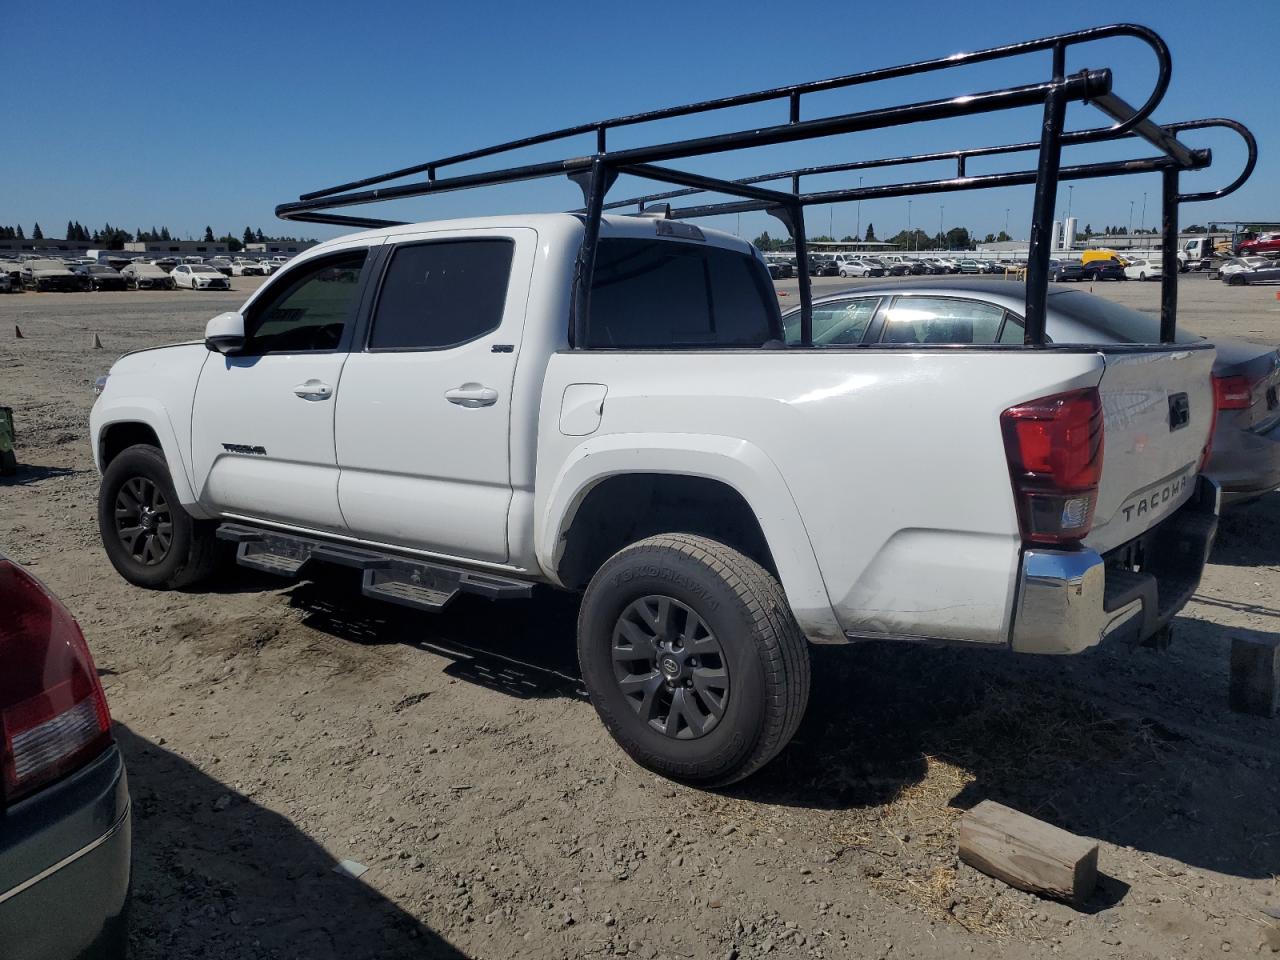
[{"x1": 1236, "y1": 232, "x2": 1280, "y2": 257}]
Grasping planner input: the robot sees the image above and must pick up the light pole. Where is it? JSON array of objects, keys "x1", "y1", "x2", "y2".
[
  {"x1": 1004, "y1": 208, "x2": 1010, "y2": 238},
  {"x1": 939, "y1": 205, "x2": 944, "y2": 250},
  {"x1": 1066, "y1": 185, "x2": 1073, "y2": 225},
  {"x1": 907, "y1": 199, "x2": 913, "y2": 252},
  {"x1": 829, "y1": 205, "x2": 834, "y2": 240},
  {"x1": 856, "y1": 176, "x2": 863, "y2": 240},
  {"x1": 1141, "y1": 191, "x2": 1147, "y2": 232},
  {"x1": 1129, "y1": 200, "x2": 1134, "y2": 237}
]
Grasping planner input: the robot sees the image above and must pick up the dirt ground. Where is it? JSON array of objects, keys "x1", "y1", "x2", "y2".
[{"x1": 2, "y1": 275, "x2": 1279, "y2": 960}]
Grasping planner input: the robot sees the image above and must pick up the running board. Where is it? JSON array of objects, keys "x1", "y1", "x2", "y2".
[{"x1": 215, "y1": 523, "x2": 533, "y2": 611}]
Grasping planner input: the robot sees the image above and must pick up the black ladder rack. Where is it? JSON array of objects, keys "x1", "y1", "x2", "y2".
[{"x1": 276, "y1": 23, "x2": 1256, "y2": 349}]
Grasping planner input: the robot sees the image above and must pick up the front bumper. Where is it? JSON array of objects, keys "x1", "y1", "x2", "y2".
[
  {"x1": 1010, "y1": 477, "x2": 1219, "y2": 655},
  {"x1": 0, "y1": 746, "x2": 131, "y2": 960}
]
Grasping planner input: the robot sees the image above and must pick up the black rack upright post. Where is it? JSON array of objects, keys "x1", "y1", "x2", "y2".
[
  {"x1": 1160, "y1": 167, "x2": 1180, "y2": 344},
  {"x1": 1023, "y1": 44, "x2": 1067, "y2": 347}
]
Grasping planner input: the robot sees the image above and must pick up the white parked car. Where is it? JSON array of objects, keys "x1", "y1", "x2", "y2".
[
  {"x1": 1219, "y1": 256, "x2": 1270, "y2": 280},
  {"x1": 1123, "y1": 258, "x2": 1163, "y2": 281},
  {"x1": 171, "y1": 264, "x2": 230, "y2": 290},
  {"x1": 90, "y1": 212, "x2": 1218, "y2": 786},
  {"x1": 833, "y1": 254, "x2": 872, "y2": 277},
  {"x1": 230, "y1": 259, "x2": 265, "y2": 277}
]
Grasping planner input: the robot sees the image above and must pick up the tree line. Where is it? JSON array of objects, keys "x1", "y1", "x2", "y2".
[{"x1": 0, "y1": 222, "x2": 313, "y2": 251}]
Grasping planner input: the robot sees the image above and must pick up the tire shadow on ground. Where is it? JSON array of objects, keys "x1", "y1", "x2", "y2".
[{"x1": 115, "y1": 724, "x2": 468, "y2": 960}]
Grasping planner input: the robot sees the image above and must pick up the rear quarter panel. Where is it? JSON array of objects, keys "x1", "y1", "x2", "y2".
[{"x1": 537, "y1": 348, "x2": 1110, "y2": 645}]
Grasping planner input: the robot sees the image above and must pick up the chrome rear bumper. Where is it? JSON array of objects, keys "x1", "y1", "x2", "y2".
[{"x1": 1011, "y1": 477, "x2": 1219, "y2": 655}]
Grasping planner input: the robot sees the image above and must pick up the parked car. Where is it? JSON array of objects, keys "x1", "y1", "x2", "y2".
[
  {"x1": 91, "y1": 216, "x2": 1217, "y2": 786},
  {"x1": 0, "y1": 272, "x2": 10, "y2": 293},
  {"x1": 120, "y1": 261, "x2": 177, "y2": 290},
  {"x1": 231, "y1": 259, "x2": 266, "y2": 277},
  {"x1": 781, "y1": 281, "x2": 1277, "y2": 503},
  {"x1": 884, "y1": 258, "x2": 913, "y2": 276},
  {"x1": 1224, "y1": 260, "x2": 1280, "y2": 286},
  {"x1": 807, "y1": 255, "x2": 837, "y2": 277},
  {"x1": 981, "y1": 260, "x2": 1007, "y2": 274},
  {"x1": 74, "y1": 264, "x2": 128, "y2": 291},
  {"x1": 1236, "y1": 232, "x2": 1280, "y2": 257},
  {"x1": 21, "y1": 259, "x2": 89, "y2": 292},
  {"x1": 1049, "y1": 259, "x2": 1085, "y2": 281},
  {"x1": 0, "y1": 260, "x2": 23, "y2": 290},
  {"x1": 1081, "y1": 258, "x2": 1127, "y2": 281},
  {"x1": 207, "y1": 258, "x2": 235, "y2": 277},
  {"x1": 172, "y1": 264, "x2": 231, "y2": 290},
  {"x1": 152, "y1": 257, "x2": 179, "y2": 273},
  {"x1": 0, "y1": 553, "x2": 131, "y2": 957},
  {"x1": 1123, "y1": 258, "x2": 1163, "y2": 281},
  {"x1": 958, "y1": 259, "x2": 981, "y2": 274},
  {"x1": 833, "y1": 255, "x2": 871, "y2": 278},
  {"x1": 1219, "y1": 256, "x2": 1270, "y2": 281}
]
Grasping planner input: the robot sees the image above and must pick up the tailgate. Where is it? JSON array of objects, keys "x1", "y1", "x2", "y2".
[{"x1": 1086, "y1": 345, "x2": 1216, "y2": 554}]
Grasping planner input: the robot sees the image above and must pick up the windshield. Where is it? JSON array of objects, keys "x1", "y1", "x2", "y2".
[
  {"x1": 192, "y1": 266, "x2": 221, "y2": 274},
  {"x1": 1051, "y1": 290, "x2": 1200, "y2": 344},
  {"x1": 28, "y1": 259, "x2": 65, "y2": 270}
]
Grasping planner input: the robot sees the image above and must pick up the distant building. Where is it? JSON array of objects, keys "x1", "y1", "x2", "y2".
[
  {"x1": 0, "y1": 238, "x2": 95, "y2": 255},
  {"x1": 245, "y1": 240, "x2": 318, "y2": 255},
  {"x1": 123, "y1": 240, "x2": 233, "y2": 256}
]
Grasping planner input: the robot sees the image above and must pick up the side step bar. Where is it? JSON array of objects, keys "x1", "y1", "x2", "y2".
[{"x1": 216, "y1": 523, "x2": 533, "y2": 612}]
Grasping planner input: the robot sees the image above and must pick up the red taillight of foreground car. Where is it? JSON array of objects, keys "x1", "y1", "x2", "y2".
[
  {"x1": 1213, "y1": 374, "x2": 1252, "y2": 411},
  {"x1": 1001, "y1": 388, "x2": 1105, "y2": 546},
  {"x1": 0, "y1": 560, "x2": 112, "y2": 805}
]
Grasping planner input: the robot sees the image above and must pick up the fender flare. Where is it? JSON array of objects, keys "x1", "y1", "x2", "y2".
[
  {"x1": 536, "y1": 432, "x2": 843, "y2": 642},
  {"x1": 90, "y1": 399, "x2": 214, "y2": 519}
]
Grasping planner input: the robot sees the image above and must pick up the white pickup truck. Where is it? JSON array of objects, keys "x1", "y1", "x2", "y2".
[{"x1": 90, "y1": 212, "x2": 1219, "y2": 784}]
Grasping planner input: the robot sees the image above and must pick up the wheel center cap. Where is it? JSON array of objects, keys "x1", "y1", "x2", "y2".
[
  {"x1": 659, "y1": 654, "x2": 681, "y2": 679},
  {"x1": 140, "y1": 507, "x2": 157, "y2": 531}
]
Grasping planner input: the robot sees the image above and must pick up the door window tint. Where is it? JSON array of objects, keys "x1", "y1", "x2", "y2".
[
  {"x1": 370, "y1": 239, "x2": 514, "y2": 350},
  {"x1": 880, "y1": 296, "x2": 1006, "y2": 344},
  {"x1": 587, "y1": 239, "x2": 778, "y2": 348},
  {"x1": 783, "y1": 298, "x2": 879, "y2": 346},
  {"x1": 245, "y1": 251, "x2": 366, "y2": 353}
]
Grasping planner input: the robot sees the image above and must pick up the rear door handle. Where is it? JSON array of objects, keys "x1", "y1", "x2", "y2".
[
  {"x1": 445, "y1": 384, "x2": 499, "y2": 408},
  {"x1": 292, "y1": 380, "x2": 333, "y2": 401}
]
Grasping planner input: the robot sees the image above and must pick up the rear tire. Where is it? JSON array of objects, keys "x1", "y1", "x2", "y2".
[
  {"x1": 578, "y1": 533, "x2": 810, "y2": 787},
  {"x1": 1228, "y1": 274, "x2": 1246, "y2": 286},
  {"x1": 98, "y1": 444, "x2": 221, "y2": 589}
]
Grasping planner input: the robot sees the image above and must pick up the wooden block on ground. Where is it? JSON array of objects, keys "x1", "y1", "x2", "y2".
[
  {"x1": 1230, "y1": 635, "x2": 1280, "y2": 718},
  {"x1": 958, "y1": 800, "x2": 1098, "y2": 904}
]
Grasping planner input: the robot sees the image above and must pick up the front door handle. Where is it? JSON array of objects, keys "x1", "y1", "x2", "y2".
[
  {"x1": 292, "y1": 379, "x2": 333, "y2": 401},
  {"x1": 445, "y1": 383, "x2": 499, "y2": 408}
]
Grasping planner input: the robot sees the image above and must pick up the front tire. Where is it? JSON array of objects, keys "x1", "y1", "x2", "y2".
[
  {"x1": 578, "y1": 534, "x2": 810, "y2": 787},
  {"x1": 98, "y1": 444, "x2": 221, "y2": 589}
]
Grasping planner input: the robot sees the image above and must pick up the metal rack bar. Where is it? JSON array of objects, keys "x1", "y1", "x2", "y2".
[{"x1": 275, "y1": 25, "x2": 1254, "y2": 348}]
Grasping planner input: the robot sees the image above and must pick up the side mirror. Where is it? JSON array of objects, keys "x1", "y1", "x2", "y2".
[{"x1": 205, "y1": 311, "x2": 246, "y2": 354}]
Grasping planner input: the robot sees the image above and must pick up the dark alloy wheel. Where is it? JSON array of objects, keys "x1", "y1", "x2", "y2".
[
  {"x1": 98, "y1": 443, "x2": 222, "y2": 589},
  {"x1": 579, "y1": 533, "x2": 810, "y2": 787},
  {"x1": 612, "y1": 595, "x2": 730, "y2": 740},
  {"x1": 113, "y1": 476, "x2": 173, "y2": 566}
]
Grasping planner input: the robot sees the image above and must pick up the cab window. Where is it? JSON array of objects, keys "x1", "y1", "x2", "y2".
[
  {"x1": 879, "y1": 296, "x2": 1009, "y2": 344},
  {"x1": 243, "y1": 250, "x2": 367, "y2": 354}
]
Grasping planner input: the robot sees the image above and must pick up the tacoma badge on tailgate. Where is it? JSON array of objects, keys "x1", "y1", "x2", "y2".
[{"x1": 1119, "y1": 468, "x2": 1194, "y2": 525}]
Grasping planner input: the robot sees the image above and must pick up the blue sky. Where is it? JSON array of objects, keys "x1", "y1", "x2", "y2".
[{"x1": 5, "y1": 2, "x2": 1274, "y2": 244}]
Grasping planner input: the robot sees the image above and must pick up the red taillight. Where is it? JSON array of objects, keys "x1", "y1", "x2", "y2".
[
  {"x1": 0, "y1": 560, "x2": 112, "y2": 804},
  {"x1": 1213, "y1": 374, "x2": 1252, "y2": 411},
  {"x1": 1001, "y1": 388, "x2": 1105, "y2": 546}
]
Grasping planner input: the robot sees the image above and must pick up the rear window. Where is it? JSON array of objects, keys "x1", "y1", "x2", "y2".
[
  {"x1": 587, "y1": 239, "x2": 779, "y2": 349},
  {"x1": 1050, "y1": 290, "x2": 1201, "y2": 344},
  {"x1": 370, "y1": 239, "x2": 514, "y2": 350}
]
